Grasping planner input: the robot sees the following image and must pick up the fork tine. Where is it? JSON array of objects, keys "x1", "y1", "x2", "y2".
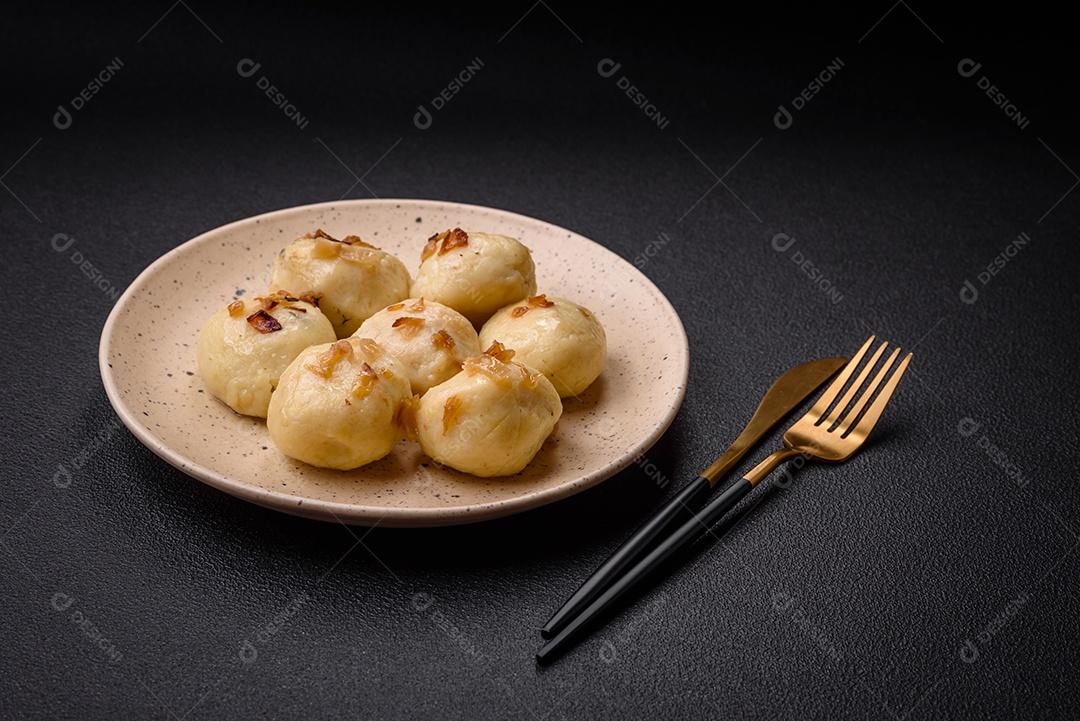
[
  {"x1": 808, "y1": 336, "x2": 875, "y2": 419},
  {"x1": 818, "y1": 341, "x2": 887, "y2": 428},
  {"x1": 840, "y1": 351, "x2": 912, "y2": 440},
  {"x1": 835, "y1": 347, "x2": 900, "y2": 434}
]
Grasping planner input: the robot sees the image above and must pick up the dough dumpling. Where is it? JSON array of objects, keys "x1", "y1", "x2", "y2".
[
  {"x1": 267, "y1": 338, "x2": 412, "y2": 470},
  {"x1": 352, "y1": 297, "x2": 481, "y2": 395},
  {"x1": 479, "y1": 295, "x2": 606, "y2": 398},
  {"x1": 414, "y1": 342, "x2": 561, "y2": 477},
  {"x1": 410, "y1": 229, "x2": 536, "y2": 327},
  {"x1": 197, "y1": 292, "x2": 336, "y2": 417},
  {"x1": 270, "y1": 229, "x2": 411, "y2": 338}
]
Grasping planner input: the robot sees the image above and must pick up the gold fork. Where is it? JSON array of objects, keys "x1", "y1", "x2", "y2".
[
  {"x1": 536, "y1": 336, "x2": 912, "y2": 663},
  {"x1": 739, "y1": 335, "x2": 912, "y2": 487}
]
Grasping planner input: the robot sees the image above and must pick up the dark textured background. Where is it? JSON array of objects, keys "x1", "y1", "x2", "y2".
[{"x1": 3, "y1": 3, "x2": 1078, "y2": 719}]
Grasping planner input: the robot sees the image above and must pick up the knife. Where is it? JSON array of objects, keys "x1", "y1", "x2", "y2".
[{"x1": 538, "y1": 355, "x2": 847, "y2": 641}]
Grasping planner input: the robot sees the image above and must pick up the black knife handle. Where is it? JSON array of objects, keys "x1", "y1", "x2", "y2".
[
  {"x1": 539, "y1": 474, "x2": 714, "y2": 639},
  {"x1": 537, "y1": 478, "x2": 754, "y2": 663}
]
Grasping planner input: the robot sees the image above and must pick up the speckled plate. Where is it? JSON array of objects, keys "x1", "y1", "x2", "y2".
[{"x1": 99, "y1": 199, "x2": 689, "y2": 527}]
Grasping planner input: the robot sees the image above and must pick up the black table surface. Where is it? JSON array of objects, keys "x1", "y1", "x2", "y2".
[{"x1": 3, "y1": 4, "x2": 1078, "y2": 719}]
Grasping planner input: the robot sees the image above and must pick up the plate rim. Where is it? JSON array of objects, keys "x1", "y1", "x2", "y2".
[{"x1": 98, "y1": 197, "x2": 689, "y2": 527}]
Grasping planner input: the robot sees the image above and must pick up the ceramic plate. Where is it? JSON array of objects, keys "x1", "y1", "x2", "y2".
[{"x1": 99, "y1": 199, "x2": 689, "y2": 527}]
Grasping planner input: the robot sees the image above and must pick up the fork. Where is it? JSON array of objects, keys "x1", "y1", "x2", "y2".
[
  {"x1": 536, "y1": 336, "x2": 912, "y2": 662},
  {"x1": 738, "y1": 335, "x2": 912, "y2": 484}
]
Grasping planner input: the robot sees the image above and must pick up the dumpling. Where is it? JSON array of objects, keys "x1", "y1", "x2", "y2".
[
  {"x1": 479, "y1": 294, "x2": 605, "y2": 398},
  {"x1": 196, "y1": 291, "x2": 336, "y2": 417},
  {"x1": 270, "y1": 229, "x2": 411, "y2": 338},
  {"x1": 414, "y1": 342, "x2": 561, "y2": 477},
  {"x1": 267, "y1": 338, "x2": 412, "y2": 470},
  {"x1": 410, "y1": 229, "x2": 536, "y2": 327},
  {"x1": 352, "y1": 297, "x2": 481, "y2": 395}
]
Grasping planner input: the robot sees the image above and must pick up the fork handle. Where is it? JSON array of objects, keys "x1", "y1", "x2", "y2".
[
  {"x1": 539, "y1": 474, "x2": 714, "y2": 639},
  {"x1": 536, "y1": 477, "x2": 753, "y2": 663},
  {"x1": 537, "y1": 448, "x2": 809, "y2": 662},
  {"x1": 745, "y1": 447, "x2": 805, "y2": 486}
]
